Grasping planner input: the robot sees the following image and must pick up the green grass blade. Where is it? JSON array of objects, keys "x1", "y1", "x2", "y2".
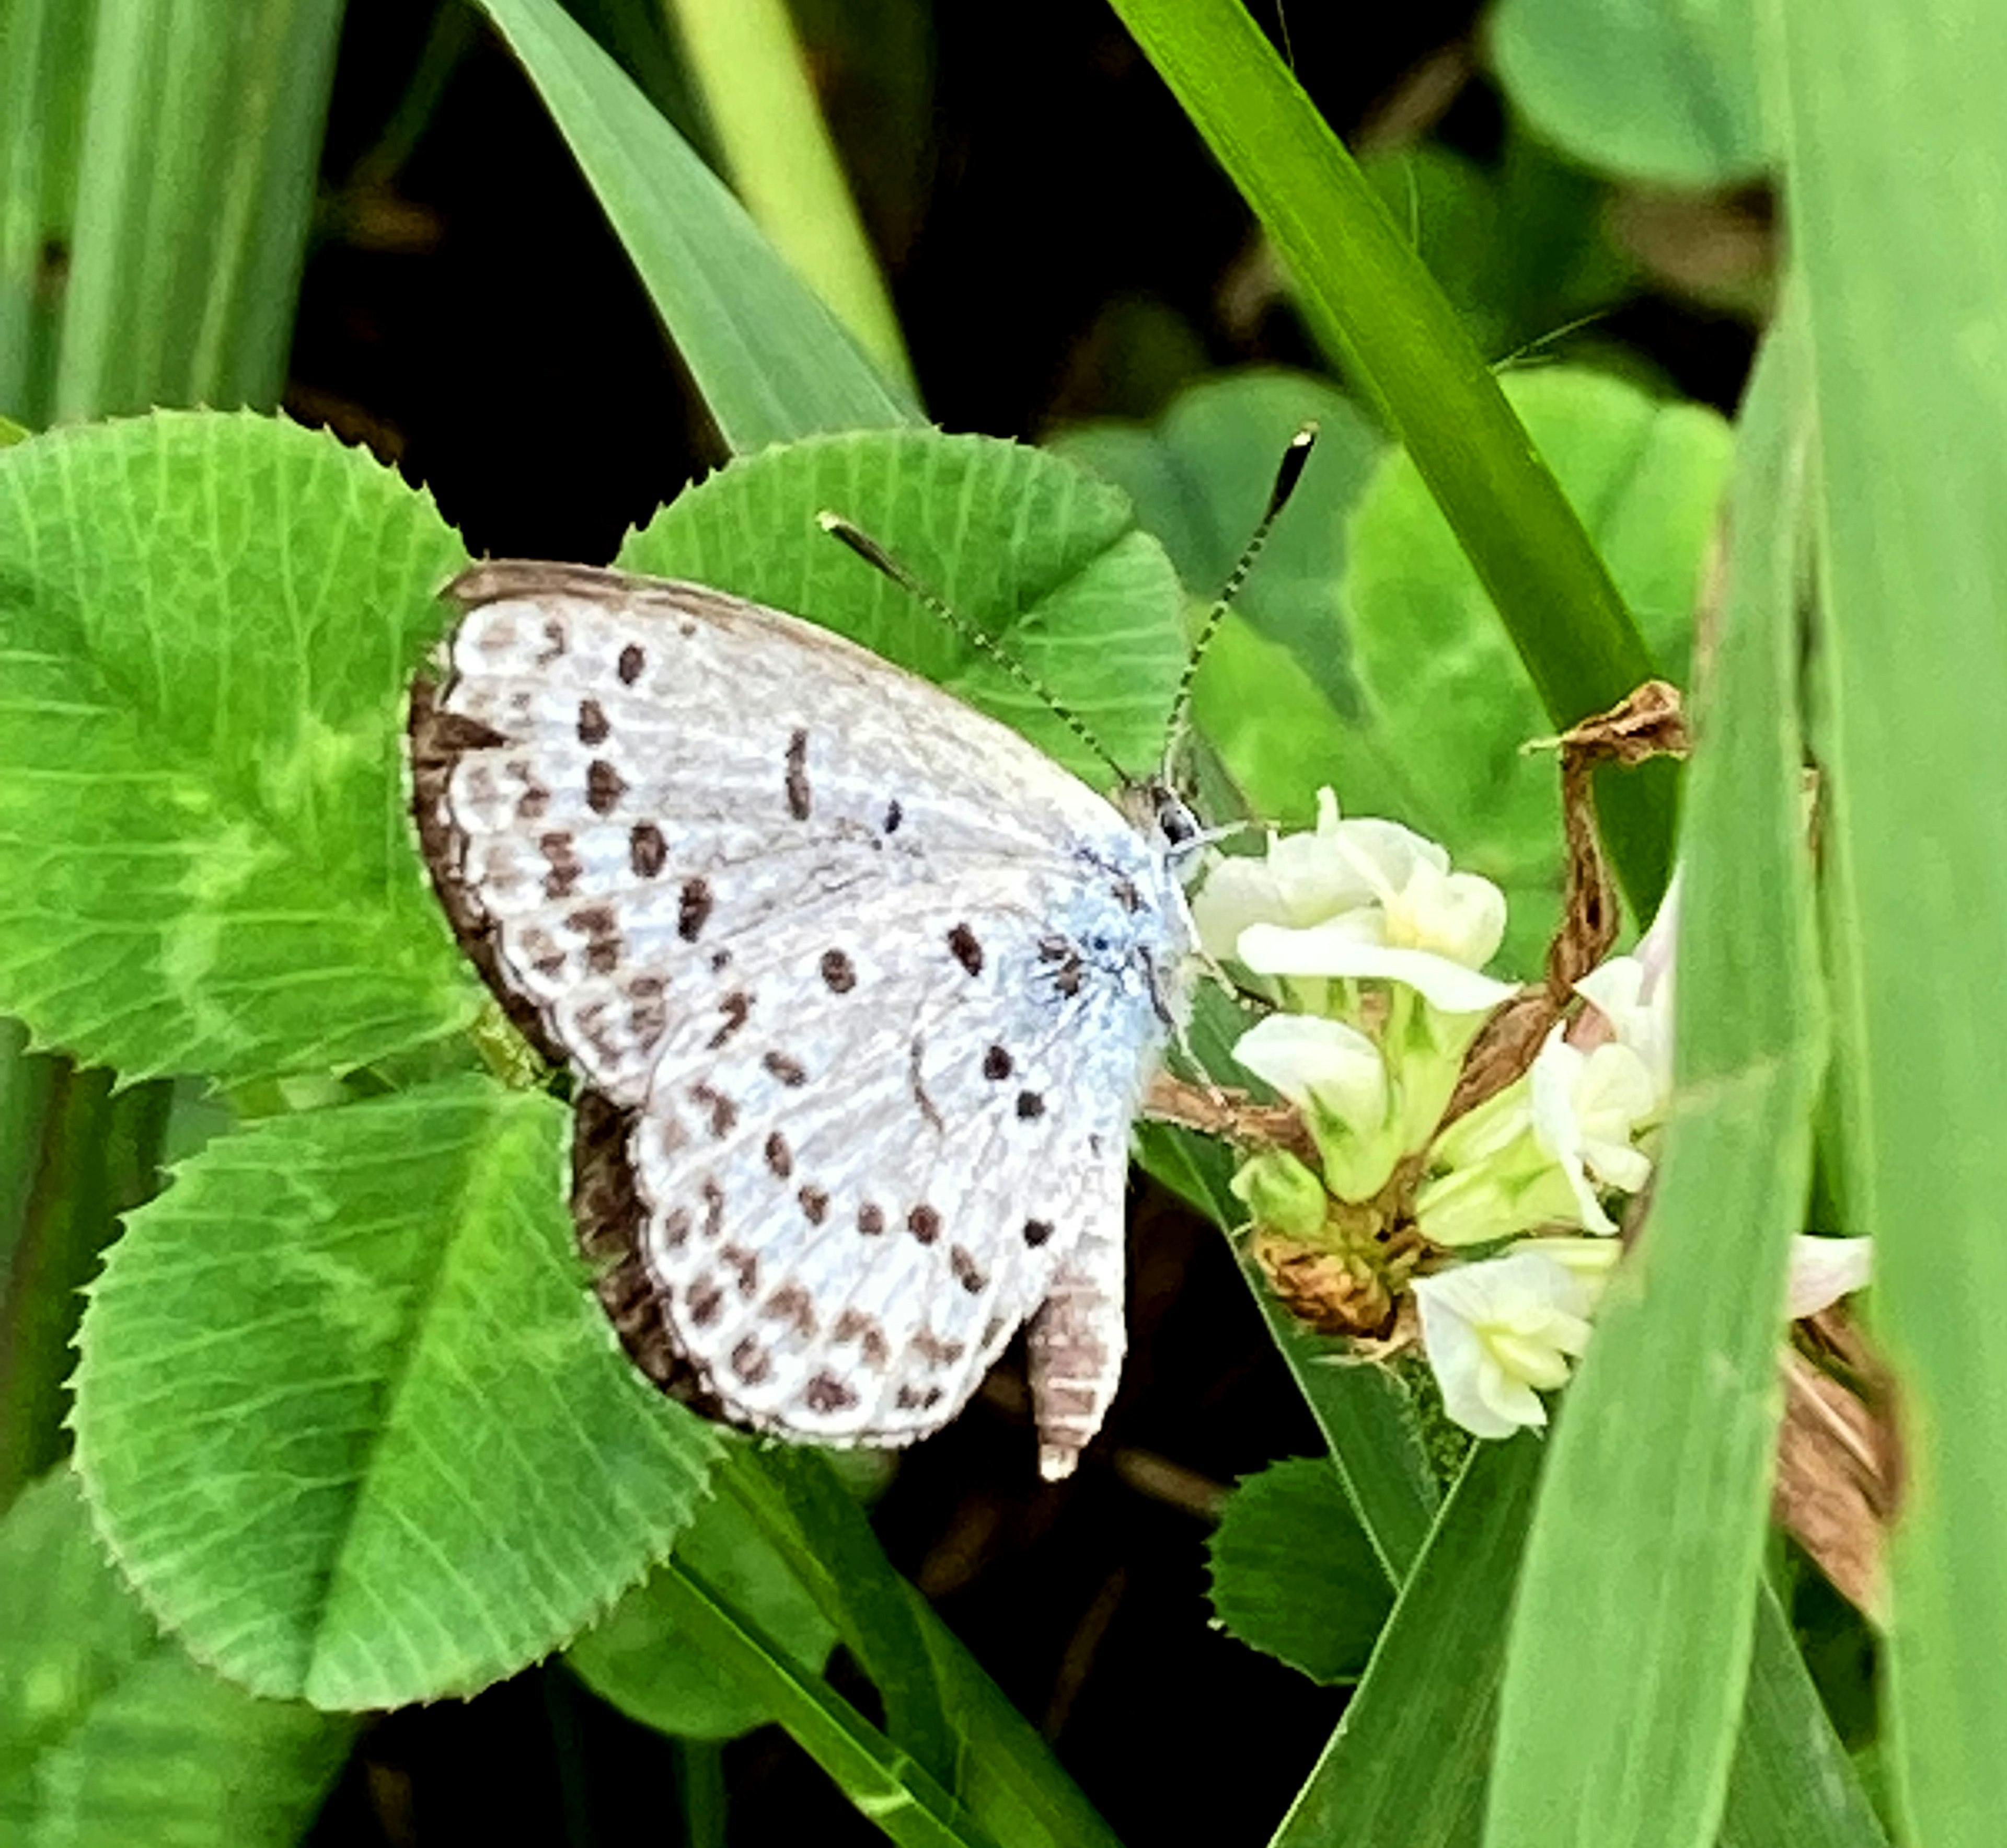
[
  {"x1": 1771, "y1": 1, "x2": 2007, "y2": 1840},
  {"x1": 719, "y1": 1451, "x2": 1125, "y2": 1847},
  {"x1": 1104, "y1": 0, "x2": 1674, "y2": 910},
  {"x1": 647, "y1": 1561, "x2": 998, "y2": 1848},
  {"x1": 1270, "y1": 1437, "x2": 1542, "y2": 1848},
  {"x1": 1482, "y1": 308, "x2": 1825, "y2": 1848},
  {"x1": 1135, "y1": 1118, "x2": 1439, "y2": 1582},
  {"x1": 1718, "y1": 1589, "x2": 1888, "y2": 1848},
  {"x1": 472, "y1": 0, "x2": 919, "y2": 452},
  {"x1": 665, "y1": 0, "x2": 916, "y2": 394},
  {"x1": 1272, "y1": 1438, "x2": 1885, "y2": 1848},
  {"x1": 53, "y1": 0, "x2": 344, "y2": 419}
]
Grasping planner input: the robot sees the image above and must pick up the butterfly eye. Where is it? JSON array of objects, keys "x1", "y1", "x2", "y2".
[{"x1": 1156, "y1": 795, "x2": 1199, "y2": 849}]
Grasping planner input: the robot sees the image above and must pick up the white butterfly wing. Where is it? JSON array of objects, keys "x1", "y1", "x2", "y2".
[{"x1": 412, "y1": 562, "x2": 1190, "y2": 1466}]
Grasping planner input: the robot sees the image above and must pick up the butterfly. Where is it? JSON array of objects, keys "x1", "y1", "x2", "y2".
[
  {"x1": 409, "y1": 559, "x2": 1207, "y2": 1479},
  {"x1": 407, "y1": 431, "x2": 1310, "y2": 1478}
]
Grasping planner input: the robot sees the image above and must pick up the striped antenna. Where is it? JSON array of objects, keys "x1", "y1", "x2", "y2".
[
  {"x1": 816, "y1": 512, "x2": 1131, "y2": 787},
  {"x1": 1162, "y1": 421, "x2": 1319, "y2": 764}
]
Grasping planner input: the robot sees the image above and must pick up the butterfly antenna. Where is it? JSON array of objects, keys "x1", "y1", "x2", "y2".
[
  {"x1": 1162, "y1": 421, "x2": 1318, "y2": 765},
  {"x1": 817, "y1": 511, "x2": 1132, "y2": 786}
]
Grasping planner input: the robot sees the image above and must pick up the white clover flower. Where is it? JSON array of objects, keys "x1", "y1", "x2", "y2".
[
  {"x1": 1529, "y1": 1030, "x2": 1657, "y2": 1234},
  {"x1": 1193, "y1": 789, "x2": 1511, "y2": 1007},
  {"x1": 1190, "y1": 788, "x2": 1378, "y2": 959},
  {"x1": 1526, "y1": 1234, "x2": 1625, "y2": 1297},
  {"x1": 1573, "y1": 873, "x2": 1679, "y2": 1109},
  {"x1": 1786, "y1": 1235, "x2": 1873, "y2": 1318},
  {"x1": 1414, "y1": 1249, "x2": 1596, "y2": 1439},
  {"x1": 1227, "y1": 801, "x2": 1513, "y2": 1016},
  {"x1": 1231, "y1": 1012, "x2": 1398, "y2": 1200}
]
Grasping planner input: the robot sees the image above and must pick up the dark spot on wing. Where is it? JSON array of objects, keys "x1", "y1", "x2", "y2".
[
  {"x1": 798, "y1": 1185, "x2": 829, "y2": 1224},
  {"x1": 914, "y1": 1332, "x2": 965, "y2": 1368},
  {"x1": 710, "y1": 948, "x2": 732, "y2": 972},
  {"x1": 804, "y1": 1372, "x2": 858, "y2": 1414},
  {"x1": 516, "y1": 781, "x2": 550, "y2": 821},
  {"x1": 659, "y1": 1207, "x2": 692, "y2": 1252},
  {"x1": 690, "y1": 1083, "x2": 736, "y2": 1138},
  {"x1": 896, "y1": 1384, "x2": 944, "y2": 1411},
  {"x1": 766, "y1": 1285, "x2": 816, "y2": 1337},
  {"x1": 909, "y1": 1038, "x2": 944, "y2": 1131},
  {"x1": 687, "y1": 1278, "x2": 724, "y2": 1327},
  {"x1": 883, "y1": 799, "x2": 903, "y2": 834},
  {"x1": 679, "y1": 878, "x2": 712, "y2": 941},
  {"x1": 948, "y1": 923, "x2": 983, "y2": 976},
  {"x1": 630, "y1": 821, "x2": 666, "y2": 878},
  {"x1": 578, "y1": 698, "x2": 610, "y2": 745},
  {"x1": 785, "y1": 728, "x2": 811, "y2": 820},
  {"x1": 819, "y1": 948, "x2": 856, "y2": 993},
  {"x1": 541, "y1": 832, "x2": 582, "y2": 900},
  {"x1": 586, "y1": 759, "x2": 626, "y2": 814},
  {"x1": 1017, "y1": 1090, "x2": 1045, "y2": 1121},
  {"x1": 1024, "y1": 1218, "x2": 1054, "y2": 1248},
  {"x1": 536, "y1": 616, "x2": 568, "y2": 664},
  {"x1": 708, "y1": 991, "x2": 752, "y2": 1050},
  {"x1": 858, "y1": 1202, "x2": 885, "y2": 1235},
  {"x1": 907, "y1": 1204, "x2": 941, "y2": 1245},
  {"x1": 983, "y1": 1045, "x2": 1012, "y2": 1081},
  {"x1": 730, "y1": 1337, "x2": 771, "y2": 1384},
  {"x1": 833, "y1": 1310, "x2": 891, "y2": 1369},
  {"x1": 720, "y1": 1244, "x2": 759, "y2": 1297},
  {"x1": 701, "y1": 1179, "x2": 724, "y2": 1239},
  {"x1": 764, "y1": 1130, "x2": 792, "y2": 1179},
  {"x1": 567, "y1": 905, "x2": 622, "y2": 974},
  {"x1": 618, "y1": 642, "x2": 645, "y2": 684},
  {"x1": 764, "y1": 1050, "x2": 808, "y2": 1087},
  {"x1": 950, "y1": 1246, "x2": 987, "y2": 1294}
]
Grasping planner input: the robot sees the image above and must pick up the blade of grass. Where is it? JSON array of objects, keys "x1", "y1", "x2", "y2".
[
  {"x1": 650, "y1": 1559, "x2": 995, "y2": 1848},
  {"x1": 1770, "y1": 1, "x2": 2007, "y2": 1841},
  {"x1": 719, "y1": 1450, "x2": 1123, "y2": 1848},
  {"x1": 472, "y1": 0, "x2": 919, "y2": 452},
  {"x1": 1483, "y1": 307, "x2": 1824, "y2": 1848},
  {"x1": 1717, "y1": 1590, "x2": 1887, "y2": 1848},
  {"x1": 664, "y1": 0, "x2": 916, "y2": 394},
  {"x1": 1105, "y1": 0, "x2": 1675, "y2": 913},
  {"x1": 0, "y1": 0, "x2": 91, "y2": 423},
  {"x1": 1270, "y1": 1436, "x2": 1543, "y2": 1848},
  {"x1": 53, "y1": 0, "x2": 344, "y2": 418},
  {"x1": 1271, "y1": 1439, "x2": 1886, "y2": 1848},
  {"x1": 1137, "y1": 1118, "x2": 1439, "y2": 1583}
]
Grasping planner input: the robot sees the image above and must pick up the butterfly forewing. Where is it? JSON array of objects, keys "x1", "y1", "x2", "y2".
[{"x1": 412, "y1": 560, "x2": 1192, "y2": 1470}]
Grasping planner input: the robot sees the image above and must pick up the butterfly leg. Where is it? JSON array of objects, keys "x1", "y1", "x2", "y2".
[{"x1": 1026, "y1": 1203, "x2": 1128, "y2": 1481}]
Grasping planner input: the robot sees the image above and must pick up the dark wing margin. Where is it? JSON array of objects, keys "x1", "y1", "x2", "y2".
[
  {"x1": 412, "y1": 672, "x2": 715, "y2": 1411},
  {"x1": 571, "y1": 1087, "x2": 718, "y2": 1414},
  {"x1": 407, "y1": 673, "x2": 565, "y2": 1069}
]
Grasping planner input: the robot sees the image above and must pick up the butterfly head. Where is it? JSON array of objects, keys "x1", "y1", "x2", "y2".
[{"x1": 1119, "y1": 775, "x2": 1208, "y2": 880}]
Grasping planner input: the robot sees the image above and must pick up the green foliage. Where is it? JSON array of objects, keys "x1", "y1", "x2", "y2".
[
  {"x1": 0, "y1": 1468, "x2": 355, "y2": 1846},
  {"x1": 1491, "y1": 0, "x2": 1771, "y2": 189},
  {"x1": 1108, "y1": 0, "x2": 1674, "y2": 913},
  {"x1": 1357, "y1": 136, "x2": 1637, "y2": 369},
  {"x1": 1777, "y1": 1, "x2": 2007, "y2": 1838},
  {"x1": 0, "y1": 412, "x2": 475, "y2": 1084},
  {"x1": 620, "y1": 428, "x2": 1186, "y2": 782},
  {"x1": 1205, "y1": 1457, "x2": 1394, "y2": 1685},
  {"x1": 70, "y1": 1078, "x2": 723, "y2": 1708},
  {"x1": 1483, "y1": 311, "x2": 1824, "y2": 1848},
  {"x1": 569, "y1": 1453, "x2": 840, "y2": 1740},
  {"x1": 472, "y1": 0, "x2": 918, "y2": 452},
  {"x1": 1346, "y1": 365, "x2": 1728, "y2": 968}
]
